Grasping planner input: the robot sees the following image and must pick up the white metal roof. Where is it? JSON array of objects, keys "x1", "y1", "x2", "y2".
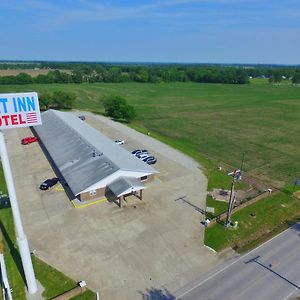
[
  {"x1": 34, "y1": 110, "x2": 157, "y2": 196},
  {"x1": 108, "y1": 177, "x2": 145, "y2": 197}
]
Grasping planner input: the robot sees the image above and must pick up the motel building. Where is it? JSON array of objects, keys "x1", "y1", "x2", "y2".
[{"x1": 33, "y1": 110, "x2": 158, "y2": 207}]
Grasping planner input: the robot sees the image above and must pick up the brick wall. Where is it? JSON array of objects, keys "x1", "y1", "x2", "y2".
[{"x1": 79, "y1": 187, "x2": 106, "y2": 202}]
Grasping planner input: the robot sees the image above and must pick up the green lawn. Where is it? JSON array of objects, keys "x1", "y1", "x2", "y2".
[
  {"x1": 33, "y1": 256, "x2": 95, "y2": 300},
  {"x1": 0, "y1": 165, "x2": 95, "y2": 299},
  {"x1": 205, "y1": 191, "x2": 300, "y2": 252},
  {"x1": 206, "y1": 195, "x2": 228, "y2": 216}
]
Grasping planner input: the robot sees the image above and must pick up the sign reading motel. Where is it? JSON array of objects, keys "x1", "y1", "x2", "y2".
[{"x1": 0, "y1": 92, "x2": 42, "y2": 129}]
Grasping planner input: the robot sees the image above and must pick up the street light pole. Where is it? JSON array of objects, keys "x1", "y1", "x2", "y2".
[{"x1": 0, "y1": 131, "x2": 37, "y2": 294}]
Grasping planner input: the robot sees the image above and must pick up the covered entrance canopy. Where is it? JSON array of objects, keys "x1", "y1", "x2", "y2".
[{"x1": 108, "y1": 177, "x2": 145, "y2": 207}]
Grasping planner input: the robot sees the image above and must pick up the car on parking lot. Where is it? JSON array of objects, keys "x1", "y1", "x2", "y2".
[
  {"x1": 137, "y1": 153, "x2": 150, "y2": 160},
  {"x1": 78, "y1": 115, "x2": 86, "y2": 121},
  {"x1": 132, "y1": 149, "x2": 148, "y2": 155},
  {"x1": 143, "y1": 156, "x2": 157, "y2": 165},
  {"x1": 115, "y1": 140, "x2": 125, "y2": 145},
  {"x1": 39, "y1": 178, "x2": 60, "y2": 190},
  {"x1": 21, "y1": 136, "x2": 38, "y2": 145}
]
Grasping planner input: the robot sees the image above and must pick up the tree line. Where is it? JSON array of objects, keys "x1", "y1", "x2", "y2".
[
  {"x1": 0, "y1": 66, "x2": 250, "y2": 84},
  {"x1": 0, "y1": 63, "x2": 299, "y2": 85}
]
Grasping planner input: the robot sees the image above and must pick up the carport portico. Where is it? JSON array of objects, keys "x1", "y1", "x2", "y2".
[{"x1": 108, "y1": 177, "x2": 145, "y2": 207}]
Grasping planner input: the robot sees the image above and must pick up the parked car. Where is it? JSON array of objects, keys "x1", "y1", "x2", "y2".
[
  {"x1": 21, "y1": 136, "x2": 38, "y2": 145},
  {"x1": 115, "y1": 140, "x2": 125, "y2": 145},
  {"x1": 143, "y1": 156, "x2": 157, "y2": 165},
  {"x1": 132, "y1": 149, "x2": 148, "y2": 156},
  {"x1": 137, "y1": 153, "x2": 150, "y2": 160},
  {"x1": 39, "y1": 178, "x2": 60, "y2": 190},
  {"x1": 132, "y1": 149, "x2": 141, "y2": 155},
  {"x1": 78, "y1": 115, "x2": 85, "y2": 121}
]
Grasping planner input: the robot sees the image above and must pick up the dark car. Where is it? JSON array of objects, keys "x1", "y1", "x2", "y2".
[
  {"x1": 21, "y1": 136, "x2": 38, "y2": 145},
  {"x1": 132, "y1": 149, "x2": 148, "y2": 156},
  {"x1": 39, "y1": 178, "x2": 60, "y2": 190},
  {"x1": 143, "y1": 156, "x2": 157, "y2": 165},
  {"x1": 78, "y1": 115, "x2": 85, "y2": 121}
]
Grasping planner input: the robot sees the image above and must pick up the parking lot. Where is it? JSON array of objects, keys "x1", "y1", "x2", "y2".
[{"x1": 5, "y1": 111, "x2": 223, "y2": 300}]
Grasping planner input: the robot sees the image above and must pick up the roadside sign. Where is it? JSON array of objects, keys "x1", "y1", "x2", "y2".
[{"x1": 0, "y1": 92, "x2": 42, "y2": 129}]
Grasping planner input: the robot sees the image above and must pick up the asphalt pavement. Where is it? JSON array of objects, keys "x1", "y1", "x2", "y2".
[{"x1": 175, "y1": 223, "x2": 300, "y2": 300}]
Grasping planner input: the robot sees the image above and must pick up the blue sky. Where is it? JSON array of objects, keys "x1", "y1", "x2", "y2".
[{"x1": 0, "y1": 0, "x2": 299, "y2": 64}]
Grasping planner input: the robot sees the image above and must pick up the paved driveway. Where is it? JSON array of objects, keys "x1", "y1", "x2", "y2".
[{"x1": 5, "y1": 112, "x2": 223, "y2": 300}]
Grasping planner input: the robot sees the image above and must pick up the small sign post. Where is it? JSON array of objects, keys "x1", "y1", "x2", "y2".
[{"x1": 0, "y1": 92, "x2": 40, "y2": 294}]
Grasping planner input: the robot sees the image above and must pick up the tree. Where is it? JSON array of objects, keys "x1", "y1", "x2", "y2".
[
  {"x1": 39, "y1": 93, "x2": 54, "y2": 110},
  {"x1": 292, "y1": 72, "x2": 300, "y2": 84},
  {"x1": 269, "y1": 72, "x2": 282, "y2": 83},
  {"x1": 39, "y1": 91, "x2": 75, "y2": 110},
  {"x1": 52, "y1": 91, "x2": 75, "y2": 109},
  {"x1": 15, "y1": 73, "x2": 33, "y2": 84},
  {"x1": 102, "y1": 95, "x2": 137, "y2": 122}
]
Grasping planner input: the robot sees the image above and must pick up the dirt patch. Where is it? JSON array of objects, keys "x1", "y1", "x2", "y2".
[{"x1": 294, "y1": 190, "x2": 300, "y2": 199}]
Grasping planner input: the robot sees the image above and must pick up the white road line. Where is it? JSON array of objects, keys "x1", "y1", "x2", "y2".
[
  {"x1": 176, "y1": 225, "x2": 294, "y2": 299},
  {"x1": 284, "y1": 288, "x2": 297, "y2": 300}
]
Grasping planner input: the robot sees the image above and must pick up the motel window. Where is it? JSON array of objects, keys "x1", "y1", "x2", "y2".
[
  {"x1": 89, "y1": 190, "x2": 96, "y2": 196},
  {"x1": 141, "y1": 176, "x2": 148, "y2": 182}
]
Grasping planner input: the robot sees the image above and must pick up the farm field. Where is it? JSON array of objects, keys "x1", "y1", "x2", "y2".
[
  {"x1": 0, "y1": 69, "x2": 70, "y2": 77},
  {"x1": 0, "y1": 81, "x2": 299, "y2": 187}
]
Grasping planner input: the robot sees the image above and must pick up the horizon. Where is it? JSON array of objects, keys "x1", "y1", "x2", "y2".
[{"x1": 0, "y1": 60, "x2": 299, "y2": 68}]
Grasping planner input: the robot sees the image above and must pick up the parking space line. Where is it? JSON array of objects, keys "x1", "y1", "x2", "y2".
[{"x1": 71, "y1": 198, "x2": 108, "y2": 208}]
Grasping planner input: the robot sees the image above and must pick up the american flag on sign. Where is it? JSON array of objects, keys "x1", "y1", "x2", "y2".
[{"x1": 26, "y1": 112, "x2": 38, "y2": 124}]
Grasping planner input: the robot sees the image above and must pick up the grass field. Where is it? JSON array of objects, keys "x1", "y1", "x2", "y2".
[{"x1": 0, "y1": 81, "x2": 299, "y2": 186}]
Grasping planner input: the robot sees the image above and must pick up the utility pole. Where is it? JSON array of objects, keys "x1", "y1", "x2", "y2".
[{"x1": 225, "y1": 171, "x2": 236, "y2": 227}]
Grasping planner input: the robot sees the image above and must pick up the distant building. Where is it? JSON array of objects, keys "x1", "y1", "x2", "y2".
[{"x1": 34, "y1": 110, "x2": 158, "y2": 206}]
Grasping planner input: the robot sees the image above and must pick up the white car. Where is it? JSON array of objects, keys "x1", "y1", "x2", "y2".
[
  {"x1": 137, "y1": 153, "x2": 149, "y2": 160},
  {"x1": 115, "y1": 140, "x2": 125, "y2": 145}
]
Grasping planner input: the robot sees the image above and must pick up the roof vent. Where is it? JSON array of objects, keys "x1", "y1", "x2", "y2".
[{"x1": 92, "y1": 150, "x2": 103, "y2": 157}]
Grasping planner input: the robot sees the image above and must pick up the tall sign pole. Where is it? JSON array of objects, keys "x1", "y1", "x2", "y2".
[{"x1": 0, "y1": 92, "x2": 42, "y2": 294}]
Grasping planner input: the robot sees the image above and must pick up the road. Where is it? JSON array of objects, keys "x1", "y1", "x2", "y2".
[{"x1": 175, "y1": 223, "x2": 300, "y2": 300}]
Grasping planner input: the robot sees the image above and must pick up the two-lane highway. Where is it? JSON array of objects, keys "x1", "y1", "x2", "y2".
[{"x1": 175, "y1": 223, "x2": 300, "y2": 300}]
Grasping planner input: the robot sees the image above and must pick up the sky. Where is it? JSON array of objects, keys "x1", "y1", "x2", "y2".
[{"x1": 0, "y1": 0, "x2": 299, "y2": 64}]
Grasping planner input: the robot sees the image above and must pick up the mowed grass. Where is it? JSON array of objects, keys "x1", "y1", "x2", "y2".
[
  {"x1": 205, "y1": 190, "x2": 300, "y2": 252},
  {"x1": 0, "y1": 81, "x2": 299, "y2": 185}
]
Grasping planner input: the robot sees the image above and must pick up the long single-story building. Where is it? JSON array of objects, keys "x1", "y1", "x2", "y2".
[{"x1": 33, "y1": 110, "x2": 158, "y2": 206}]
